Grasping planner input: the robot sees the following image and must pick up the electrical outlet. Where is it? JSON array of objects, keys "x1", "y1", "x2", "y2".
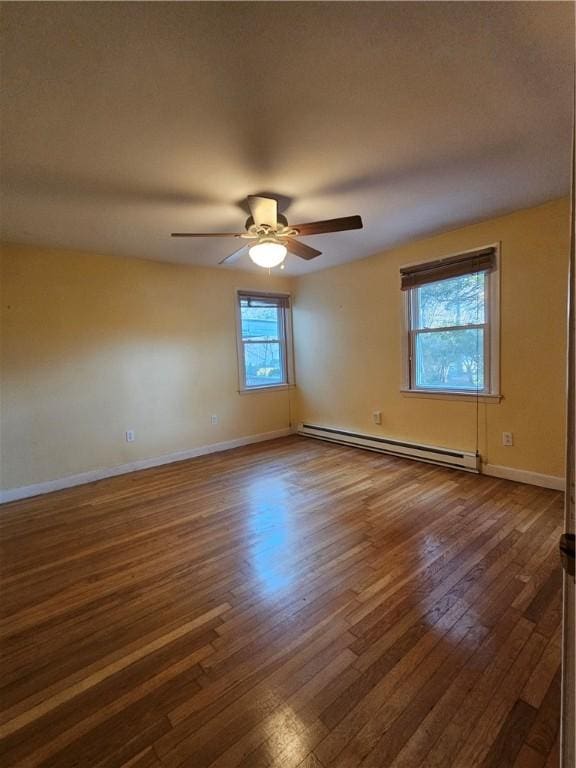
[
  {"x1": 125, "y1": 430, "x2": 135, "y2": 443},
  {"x1": 502, "y1": 432, "x2": 513, "y2": 447},
  {"x1": 372, "y1": 411, "x2": 382, "y2": 425},
  {"x1": 210, "y1": 415, "x2": 219, "y2": 426}
]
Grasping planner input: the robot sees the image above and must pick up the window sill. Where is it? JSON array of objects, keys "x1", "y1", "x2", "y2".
[
  {"x1": 238, "y1": 384, "x2": 294, "y2": 395},
  {"x1": 400, "y1": 389, "x2": 502, "y2": 404}
]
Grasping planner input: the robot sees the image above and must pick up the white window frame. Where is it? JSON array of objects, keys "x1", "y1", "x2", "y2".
[
  {"x1": 235, "y1": 290, "x2": 295, "y2": 393},
  {"x1": 401, "y1": 243, "x2": 501, "y2": 401}
]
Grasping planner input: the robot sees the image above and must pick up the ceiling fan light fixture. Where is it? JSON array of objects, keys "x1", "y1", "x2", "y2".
[
  {"x1": 170, "y1": 194, "x2": 363, "y2": 266},
  {"x1": 248, "y1": 240, "x2": 287, "y2": 268}
]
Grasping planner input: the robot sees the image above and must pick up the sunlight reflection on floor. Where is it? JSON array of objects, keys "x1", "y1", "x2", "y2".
[
  {"x1": 261, "y1": 704, "x2": 308, "y2": 764},
  {"x1": 246, "y1": 476, "x2": 298, "y2": 598}
]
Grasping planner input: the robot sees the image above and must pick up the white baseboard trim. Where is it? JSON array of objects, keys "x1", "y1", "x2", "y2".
[
  {"x1": 482, "y1": 463, "x2": 565, "y2": 491},
  {"x1": 1, "y1": 433, "x2": 563, "y2": 503},
  {"x1": 0, "y1": 428, "x2": 295, "y2": 504}
]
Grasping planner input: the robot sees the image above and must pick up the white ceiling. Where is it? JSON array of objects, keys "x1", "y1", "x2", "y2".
[{"x1": 1, "y1": 2, "x2": 573, "y2": 275}]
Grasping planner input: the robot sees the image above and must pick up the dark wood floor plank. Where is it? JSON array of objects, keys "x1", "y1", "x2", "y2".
[
  {"x1": 479, "y1": 699, "x2": 538, "y2": 768},
  {"x1": 387, "y1": 611, "x2": 525, "y2": 768},
  {"x1": 524, "y1": 669, "x2": 563, "y2": 757},
  {"x1": 317, "y1": 540, "x2": 533, "y2": 768},
  {"x1": 448, "y1": 630, "x2": 548, "y2": 768},
  {"x1": 512, "y1": 745, "x2": 548, "y2": 768},
  {"x1": 0, "y1": 604, "x2": 227, "y2": 735},
  {"x1": 544, "y1": 731, "x2": 560, "y2": 767},
  {"x1": 0, "y1": 436, "x2": 563, "y2": 768}
]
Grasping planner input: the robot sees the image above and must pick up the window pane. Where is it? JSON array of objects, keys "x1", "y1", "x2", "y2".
[
  {"x1": 241, "y1": 304, "x2": 280, "y2": 341},
  {"x1": 415, "y1": 273, "x2": 485, "y2": 329},
  {"x1": 414, "y1": 328, "x2": 484, "y2": 390},
  {"x1": 244, "y1": 342, "x2": 284, "y2": 387}
]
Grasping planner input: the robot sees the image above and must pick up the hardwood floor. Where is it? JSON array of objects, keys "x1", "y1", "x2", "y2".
[{"x1": 0, "y1": 435, "x2": 564, "y2": 768}]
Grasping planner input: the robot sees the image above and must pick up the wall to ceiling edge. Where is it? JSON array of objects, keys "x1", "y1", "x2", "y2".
[
  {"x1": 292, "y1": 197, "x2": 570, "y2": 483},
  {"x1": 0, "y1": 245, "x2": 296, "y2": 494}
]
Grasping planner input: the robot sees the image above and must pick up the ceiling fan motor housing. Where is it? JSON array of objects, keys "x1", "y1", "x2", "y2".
[
  {"x1": 256, "y1": 234, "x2": 285, "y2": 247},
  {"x1": 245, "y1": 213, "x2": 288, "y2": 231}
]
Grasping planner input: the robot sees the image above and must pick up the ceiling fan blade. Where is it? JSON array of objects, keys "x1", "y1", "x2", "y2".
[
  {"x1": 219, "y1": 244, "x2": 249, "y2": 265},
  {"x1": 171, "y1": 232, "x2": 243, "y2": 237},
  {"x1": 248, "y1": 196, "x2": 278, "y2": 228},
  {"x1": 291, "y1": 215, "x2": 363, "y2": 236},
  {"x1": 284, "y1": 237, "x2": 321, "y2": 261}
]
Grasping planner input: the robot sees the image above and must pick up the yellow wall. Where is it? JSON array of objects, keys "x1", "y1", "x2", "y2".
[
  {"x1": 0, "y1": 244, "x2": 294, "y2": 490},
  {"x1": 292, "y1": 198, "x2": 569, "y2": 480},
  {"x1": 1, "y1": 198, "x2": 569, "y2": 492}
]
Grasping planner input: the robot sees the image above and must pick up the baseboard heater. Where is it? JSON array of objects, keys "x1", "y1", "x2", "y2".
[{"x1": 298, "y1": 423, "x2": 480, "y2": 472}]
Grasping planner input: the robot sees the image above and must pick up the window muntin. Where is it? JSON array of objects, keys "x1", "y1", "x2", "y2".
[
  {"x1": 408, "y1": 271, "x2": 490, "y2": 393},
  {"x1": 237, "y1": 293, "x2": 292, "y2": 390}
]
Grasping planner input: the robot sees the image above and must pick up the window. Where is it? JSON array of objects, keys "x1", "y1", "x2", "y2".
[
  {"x1": 401, "y1": 246, "x2": 499, "y2": 396},
  {"x1": 236, "y1": 291, "x2": 293, "y2": 391}
]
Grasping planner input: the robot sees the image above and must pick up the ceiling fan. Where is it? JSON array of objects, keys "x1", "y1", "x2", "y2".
[{"x1": 171, "y1": 195, "x2": 363, "y2": 268}]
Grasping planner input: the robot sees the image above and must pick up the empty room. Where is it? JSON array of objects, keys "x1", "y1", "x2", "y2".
[{"x1": 1, "y1": 2, "x2": 575, "y2": 768}]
